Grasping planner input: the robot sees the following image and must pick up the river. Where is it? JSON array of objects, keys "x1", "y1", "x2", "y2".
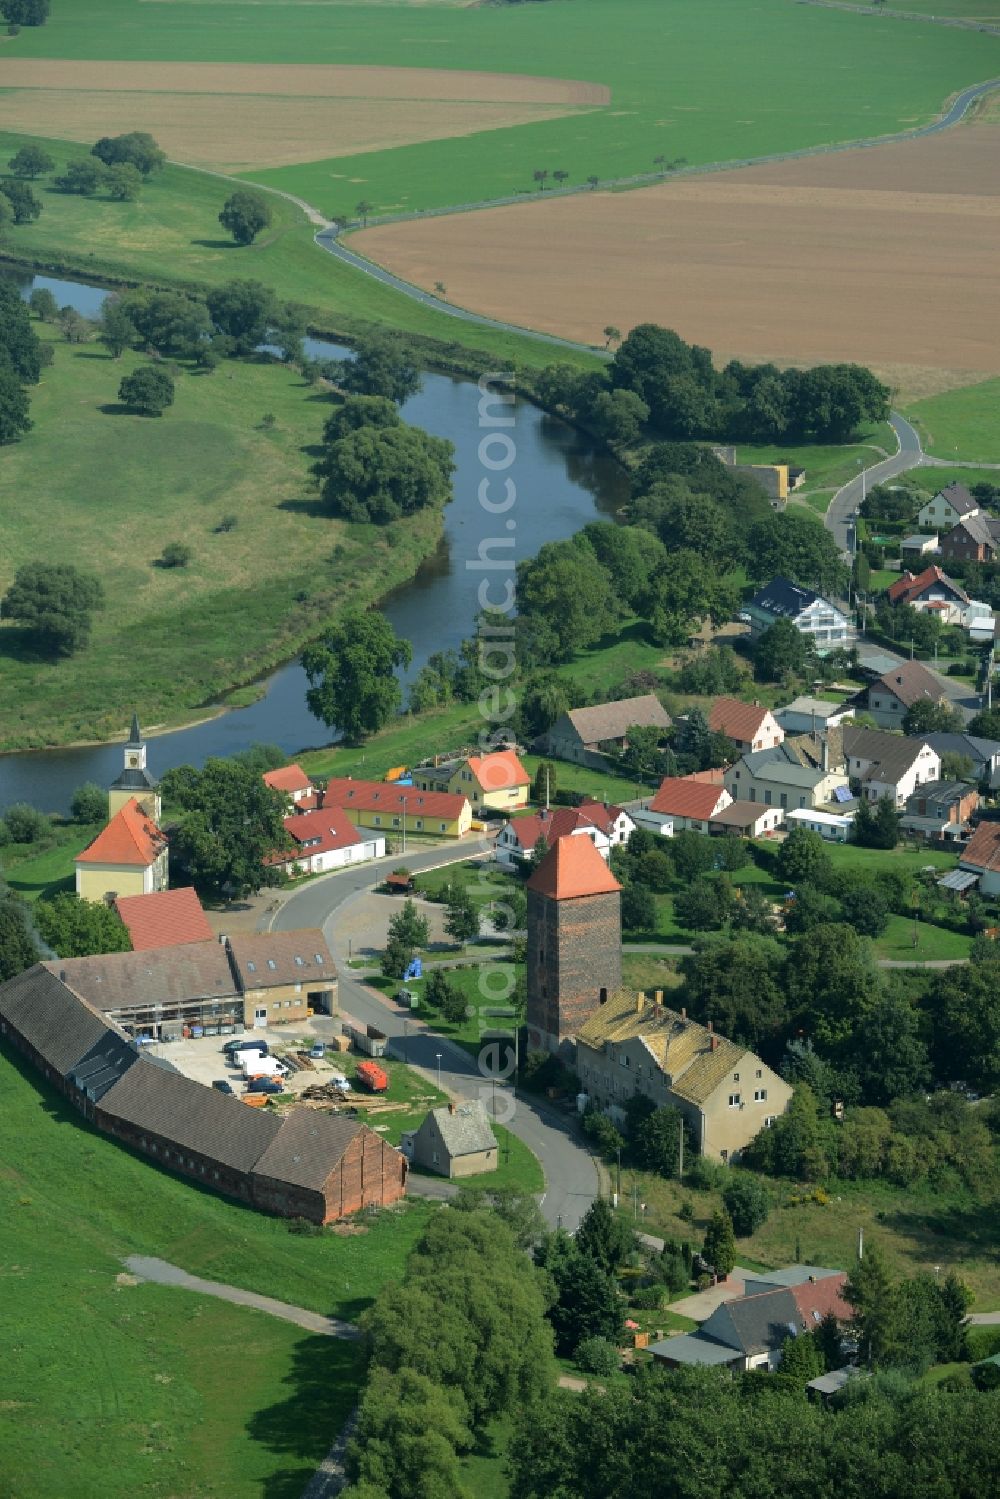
[{"x1": 0, "y1": 270, "x2": 627, "y2": 813}]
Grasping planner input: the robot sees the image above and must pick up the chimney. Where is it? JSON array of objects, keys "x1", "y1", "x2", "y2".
[
  {"x1": 822, "y1": 737, "x2": 829, "y2": 773},
  {"x1": 636, "y1": 993, "x2": 645, "y2": 1014},
  {"x1": 710, "y1": 1035, "x2": 718, "y2": 1052},
  {"x1": 707, "y1": 1019, "x2": 713, "y2": 1033},
  {"x1": 680, "y1": 1006, "x2": 686, "y2": 1020}
]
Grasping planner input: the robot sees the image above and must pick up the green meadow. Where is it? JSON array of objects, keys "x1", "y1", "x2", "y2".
[{"x1": 903, "y1": 377, "x2": 1000, "y2": 464}]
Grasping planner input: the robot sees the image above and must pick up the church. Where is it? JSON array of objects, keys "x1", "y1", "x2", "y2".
[{"x1": 74, "y1": 714, "x2": 169, "y2": 904}]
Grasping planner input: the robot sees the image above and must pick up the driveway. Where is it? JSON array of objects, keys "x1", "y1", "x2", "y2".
[
  {"x1": 668, "y1": 1269, "x2": 754, "y2": 1322},
  {"x1": 123, "y1": 1256, "x2": 360, "y2": 1339}
]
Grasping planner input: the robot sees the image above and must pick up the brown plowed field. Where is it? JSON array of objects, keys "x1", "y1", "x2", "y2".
[
  {"x1": 0, "y1": 59, "x2": 603, "y2": 171},
  {"x1": 353, "y1": 124, "x2": 1000, "y2": 383}
]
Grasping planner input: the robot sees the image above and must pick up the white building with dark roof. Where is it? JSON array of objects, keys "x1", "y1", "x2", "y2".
[{"x1": 744, "y1": 577, "x2": 852, "y2": 650}]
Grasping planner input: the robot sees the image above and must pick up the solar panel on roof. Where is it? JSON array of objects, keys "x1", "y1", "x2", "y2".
[{"x1": 833, "y1": 786, "x2": 854, "y2": 804}]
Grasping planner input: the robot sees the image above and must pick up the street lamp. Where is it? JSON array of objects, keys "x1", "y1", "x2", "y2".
[
  {"x1": 403, "y1": 1019, "x2": 409, "y2": 1065},
  {"x1": 436, "y1": 1052, "x2": 442, "y2": 1091}
]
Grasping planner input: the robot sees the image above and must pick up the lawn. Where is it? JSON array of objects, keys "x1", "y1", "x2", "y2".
[
  {"x1": 620, "y1": 1166, "x2": 1000, "y2": 1309},
  {"x1": 0, "y1": 322, "x2": 446, "y2": 749},
  {"x1": 903, "y1": 378, "x2": 1000, "y2": 464},
  {"x1": 0, "y1": 1044, "x2": 436, "y2": 1497},
  {"x1": 736, "y1": 424, "x2": 897, "y2": 492},
  {"x1": 872, "y1": 913, "x2": 972, "y2": 963},
  {"x1": 0, "y1": 819, "x2": 100, "y2": 900}
]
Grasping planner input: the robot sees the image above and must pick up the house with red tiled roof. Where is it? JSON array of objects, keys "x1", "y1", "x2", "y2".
[
  {"x1": 263, "y1": 763, "x2": 315, "y2": 805},
  {"x1": 412, "y1": 748, "x2": 531, "y2": 814},
  {"x1": 270, "y1": 807, "x2": 386, "y2": 876},
  {"x1": 113, "y1": 887, "x2": 212, "y2": 951},
  {"x1": 958, "y1": 821, "x2": 1000, "y2": 896},
  {"x1": 708, "y1": 698, "x2": 785, "y2": 754},
  {"x1": 496, "y1": 805, "x2": 613, "y2": 870},
  {"x1": 887, "y1": 566, "x2": 969, "y2": 620},
  {"x1": 636, "y1": 776, "x2": 732, "y2": 834},
  {"x1": 75, "y1": 798, "x2": 169, "y2": 904},
  {"x1": 319, "y1": 777, "x2": 472, "y2": 838}
]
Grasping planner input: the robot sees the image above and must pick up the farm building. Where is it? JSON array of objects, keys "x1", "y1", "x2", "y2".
[
  {"x1": 226, "y1": 931, "x2": 338, "y2": 1024},
  {"x1": 0, "y1": 964, "x2": 405, "y2": 1222},
  {"x1": 318, "y1": 777, "x2": 472, "y2": 838},
  {"x1": 113, "y1": 886, "x2": 214, "y2": 951},
  {"x1": 401, "y1": 1100, "x2": 498, "y2": 1178},
  {"x1": 535, "y1": 694, "x2": 671, "y2": 767}
]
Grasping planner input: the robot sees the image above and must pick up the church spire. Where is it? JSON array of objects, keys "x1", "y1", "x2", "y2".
[{"x1": 127, "y1": 711, "x2": 142, "y2": 747}]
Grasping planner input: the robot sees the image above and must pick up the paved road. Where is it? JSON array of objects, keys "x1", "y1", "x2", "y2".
[
  {"x1": 273, "y1": 847, "x2": 600, "y2": 1232},
  {"x1": 123, "y1": 1256, "x2": 360, "y2": 1339},
  {"x1": 827, "y1": 412, "x2": 923, "y2": 553}
]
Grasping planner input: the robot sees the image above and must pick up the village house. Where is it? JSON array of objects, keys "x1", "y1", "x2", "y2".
[
  {"x1": 886, "y1": 566, "x2": 969, "y2": 622},
  {"x1": 899, "y1": 534, "x2": 939, "y2": 563},
  {"x1": 495, "y1": 804, "x2": 622, "y2": 870},
  {"x1": 271, "y1": 806, "x2": 385, "y2": 876},
  {"x1": 957, "y1": 821, "x2": 1000, "y2": 896},
  {"x1": 0, "y1": 964, "x2": 404, "y2": 1223},
  {"x1": 113, "y1": 886, "x2": 213, "y2": 951},
  {"x1": 774, "y1": 696, "x2": 856, "y2": 736},
  {"x1": 707, "y1": 801, "x2": 784, "y2": 838},
  {"x1": 319, "y1": 777, "x2": 472, "y2": 839},
  {"x1": 917, "y1": 481, "x2": 980, "y2": 532},
  {"x1": 940, "y1": 512, "x2": 1000, "y2": 565},
  {"x1": 842, "y1": 725, "x2": 940, "y2": 805},
  {"x1": 711, "y1": 446, "x2": 804, "y2": 507},
  {"x1": 401, "y1": 1100, "x2": 498, "y2": 1178},
  {"x1": 75, "y1": 796, "x2": 169, "y2": 904},
  {"x1": 900, "y1": 780, "x2": 978, "y2": 842},
  {"x1": 637, "y1": 776, "x2": 731, "y2": 833},
  {"x1": 865, "y1": 659, "x2": 951, "y2": 728},
  {"x1": 725, "y1": 745, "x2": 849, "y2": 813},
  {"x1": 744, "y1": 577, "x2": 852, "y2": 650},
  {"x1": 262, "y1": 762, "x2": 316, "y2": 806},
  {"x1": 923, "y1": 731, "x2": 1000, "y2": 789},
  {"x1": 708, "y1": 697, "x2": 784, "y2": 754},
  {"x1": 226, "y1": 931, "x2": 338, "y2": 1025},
  {"x1": 535, "y1": 694, "x2": 671, "y2": 767},
  {"x1": 785, "y1": 808, "x2": 854, "y2": 842},
  {"x1": 411, "y1": 748, "x2": 531, "y2": 815},
  {"x1": 576, "y1": 989, "x2": 792, "y2": 1163},
  {"x1": 649, "y1": 1268, "x2": 850, "y2": 1372}
]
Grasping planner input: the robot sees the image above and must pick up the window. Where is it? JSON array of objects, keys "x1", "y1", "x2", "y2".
[
  {"x1": 756, "y1": 1069, "x2": 762, "y2": 1079},
  {"x1": 294, "y1": 956, "x2": 304, "y2": 967},
  {"x1": 374, "y1": 816, "x2": 382, "y2": 826},
  {"x1": 267, "y1": 959, "x2": 277, "y2": 970},
  {"x1": 754, "y1": 1088, "x2": 768, "y2": 1102},
  {"x1": 728, "y1": 1093, "x2": 741, "y2": 1108},
  {"x1": 764, "y1": 1115, "x2": 776, "y2": 1128},
  {"x1": 733, "y1": 1073, "x2": 740, "y2": 1082},
  {"x1": 392, "y1": 817, "x2": 400, "y2": 828},
  {"x1": 619, "y1": 1053, "x2": 629, "y2": 1068},
  {"x1": 247, "y1": 961, "x2": 256, "y2": 974},
  {"x1": 314, "y1": 953, "x2": 324, "y2": 964},
  {"x1": 440, "y1": 823, "x2": 447, "y2": 832},
  {"x1": 764, "y1": 789, "x2": 772, "y2": 806}
]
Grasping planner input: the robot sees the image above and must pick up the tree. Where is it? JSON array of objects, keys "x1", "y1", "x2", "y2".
[
  {"x1": 814, "y1": 1309, "x2": 843, "y2": 1370},
  {"x1": 323, "y1": 393, "x2": 402, "y2": 444},
  {"x1": 967, "y1": 706, "x2": 1000, "y2": 739},
  {"x1": 388, "y1": 899, "x2": 430, "y2": 954},
  {"x1": 928, "y1": 958, "x2": 1000, "y2": 1092},
  {"x1": 444, "y1": 883, "x2": 479, "y2": 946},
  {"x1": 167, "y1": 758, "x2": 290, "y2": 901},
  {"x1": 346, "y1": 1365, "x2": 471, "y2": 1499},
  {"x1": 2, "y1": 561, "x2": 104, "y2": 656},
  {"x1": 785, "y1": 883, "x2": 846, "y2": 937},
  {"x1": 580, "y1": 522, "x2": 666, "y2": 612},
  {"x1": 575, "y1": 1197, "x2": 635, "y2": 1273},
  {"x1": 0, "y1": 178, "x2": 42, "y2": 223},
  {"x1": 59, "y1": 306, "x2": 91, "y2": 345},
  {"x1": 302, "y1": 609, "x2": 412, "y2": 742},
  {"x1": 315, "y1": 423, "x2": 454, "y2": 523},
  {"x1": 0, "y1": 193, "x2": 12, "y2": 236},
  {"x1": 0, "y1": 279, "x2": 43, "y2": 382},
  {"x1": 517, "y1": 539, "x2": 617, "y2": 662},
  {"x1": 784, "y1": 921, "x2": 879, "y2": 1047},
  {"x1": 574, "y1": 1336, "x2": 619, "y2": 1375},
  {"x1": 853, "y1": 793, "x2": 901, "y2": 850},
  {"x1": 644, "y1": 548, "x2": 739, "y2": 647},
  {"x1": 70, "y1": 782, "x2": 107, "y2": 823},
  {"x1": 620, "y1": 882, "x2": 656, "y2": 933},
  {"x1": 844, "y1": 1242, "x2": 899, "y2": 1368},
  {"x1": 722, "y1": 1174, "x2": 770, "y2": 1237},
  {"x1": 702, "y1": 1209, "x2": 736, "y2": 1277},
  {"x1": 8, "y1": 144, "x2": 54, "y2": 178},
  {"x1": 845, "y1": 992, "x2": 929, "y2": 1106},
  {"x1": 334, "y1": 332, "x2": 421, "y2": 405},
  {"x1": 901, "y1": 698, "x2": 963, "y2": 736},
  {"x1": 746, "y1": 511, "x2": 848, "y2": 593},
  {"x1": 674, "y1": 877, "x2": 734, "y2": 931},
  {"x1": 219, "y1": 188, "x2": 272, "y2": 245},
  {"x1": 93, "y1": 162, "x2": 138, "y2": 204},
  {"x1": 118, "y1": 366, "x2": 174, "y2": 416},
  {"x1": 0, "y1": 895, "x2": 40, "y2": 981},
  {"x1": 117, "y1": 287, "x2": 211, "y2": 357},
  {"x1": 532, "y1": 169, "x2": 549, "y2": 191},
  {"x1": 28, "y1": 287, "x2": 58, "y2": 321},
  {"x1": 681, "y1": 935, "x2": 788, "y2": 1049},
  {"x1": 534, "y1": 1229, "x2": 622, "y2": 1353},
  {"x1": 778, "y1": 1330, "x2": 823, "y2": 1382},
  {"x1": 586, "y1": 387, "x2": 648, "y2": 445},
  {"x1": 603, "y1": 324, "x2": 621, "y2": 349},
  {"x1": 553, "y1": 169, "x2": 570, "y2": 188},
  {"x1": 53, "y1": 158, "x2": 108, "y2": 196},
  {"x1": 0, "y1": 802, "x2": 49, "y2": 844},
  {"x1": 0, "y1": 0, "x2": 49, "y2": 22},
  {"x1": 34, "y1": 893, "x2": 131, "y2": 959},
  {"x1": 99, "y1": 297, "x2": 137, "y2": 358},
  {"x1": 840, "y1": 884, "x2": 890, "y2": 937},
  {"x1": 92, "y1": 131, "x2": 164, "y2": 176},
  {"x1": 159, "y1": 540, "x2": 192, "y2": 568},
  {"x1": 776, "y1": 825, "x2": 832, "y2": 887},
  {"x1": 424, "y1": 969, "x2": 468, "y2": 1024},
  {"x1": 355, "y1": 199, "x2": 373, "y2": 226},
  {"x1": 630, "y1": 1104, "x2": 684, "y2": 1176},
  {"x1": 0, "y1": 364, "x2": 32, "y2": 444},
  {"x1": 205, "y1": 279, "x2": 278, "y2": 354},
  {"x1": 754, "y1": 616, "x2": 812, "y2": 682}
]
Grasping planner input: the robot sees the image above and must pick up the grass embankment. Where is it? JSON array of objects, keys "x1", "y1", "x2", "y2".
[
  {"x1": 0, "y1": 1046, "x2": 433, "y2": 1498},
  {"x1": 903, "y1": 378, "x2": 1000, "y2": 465},
  {"x1": 0, "y1": 819, "x2": 100, "y2": 900},
  {"x1": 0, "y1": 323, "x2": 446, "y2": 749}
]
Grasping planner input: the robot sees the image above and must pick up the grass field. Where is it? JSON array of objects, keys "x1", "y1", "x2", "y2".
[
  {"x1": 0, "y1": 819, "x2": 100, "y2": 900},
  {"x1": 0, "y1": 323, "x2": 448, "y2": 749},
  {"x1": 903, "y1": 377, "x2": 1000, "y2": 463},
  {"x1": 0, "y1": 1044, "x2": 434, "y2": 1497}
]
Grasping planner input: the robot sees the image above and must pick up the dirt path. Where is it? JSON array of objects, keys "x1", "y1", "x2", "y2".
[{"x1": 122, "y1": 1255, "x2": 360, "y2": 1339}]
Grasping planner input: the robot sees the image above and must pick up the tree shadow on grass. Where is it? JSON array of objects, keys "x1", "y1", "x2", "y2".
[
  {"x1": 0, "y1": 624, "x2": 61, "y2": 666},
  {"x1": 191, "y1": 238, "x2": 241, "y2": 251},
  {"x1": 277, "y1": 495, "x2": 327, "y2": 519},
  {"x1": 882, "y1": 1199, "x2": 1000, "y2": 1266},
  {"x1": 98, "y1": 402, "x2": 135, "y2": 416},
  {"x1": 248, "y1": 1332, "x2": 364, "y2": 1499}
]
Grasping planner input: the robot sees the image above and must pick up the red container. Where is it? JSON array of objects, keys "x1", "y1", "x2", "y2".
[{"x1": 356, "y1": 1061, "x2": 388, "y2": 1093}]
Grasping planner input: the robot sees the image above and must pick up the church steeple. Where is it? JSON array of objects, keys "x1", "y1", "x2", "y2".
[
  {"x1": 108, "y1": 712, "x2": 159, "y2": 823},
  {"x1": 126, "y1": 711, "x2": 142, "y2": 748}
]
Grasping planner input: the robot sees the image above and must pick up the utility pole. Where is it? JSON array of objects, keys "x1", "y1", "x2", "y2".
[
  {"x1": 678, "y1": 1117, "x2": 684, "y2": 1179},
  {"x1": 616, "y1": 1144, "x2": 622, "y2": 1204},
  {"x1": 544, "y1": 763, "x2": 550, "y2": 811},
  {"x1": 401, "y1": 795, "x2": 407, "y2": 854}
]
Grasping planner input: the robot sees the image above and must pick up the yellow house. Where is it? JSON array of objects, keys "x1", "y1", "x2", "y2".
[
  {"x1": 225, "y1": 931, "x2": 338, "y2": 1028},
  {"x1": 108, "y1": 713, "x2": 161, "y2": 821},
  {"x1": 319, "y1": 777, "x2": 472, "y2": 839},
  {"x1": 75, "y1": 797, "x2": 169, "y2": 904},
  {"x1": 412, "y1": 749, "x2": 531, "y2": 814}
]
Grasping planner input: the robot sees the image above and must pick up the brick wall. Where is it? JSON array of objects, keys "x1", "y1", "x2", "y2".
[{"x1": 527, "y1": 887, "x2": 622, "y2": 1049}]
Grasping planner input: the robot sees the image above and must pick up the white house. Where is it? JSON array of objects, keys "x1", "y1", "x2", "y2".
[
  {"x1": 785, "y1": 808, "x2": 853, "y2": 842},
  {"x1": 958, "y1": 821, "x2": 1000, "y2": 896},
  {"x1": 708, "y1": 698, "x2": 784, "y2": 754},
  {"x1": 708, "y1": 802, "x2": 784, "y2": 837},
  {"x1": 640, "y1": 776, "x2": 731, "y2": 833},
  {"x1": 744, "y1": 577, "x2": 852, "y2": 650},
  {"x1": 495, "y1": 805, "x2": 613, "y2": 870},
  {"x1": 841, "y1": 726, "x2": 940, "y2": 806},
  {"x1": 917, "y1": 482, "x2": 980, "y2": 533},
  {"x1": 866, "y1": 660, "x2": 951, "y2": 729},
  {"x1": 272, "y1": 807, "x2": 385, "y2": 875},
  {"x1": 725, "y1": 749, "x2": 849, "y2": 813},
  {"x1": 263, "y1": 763, "x2": 316, "y2": 806}
]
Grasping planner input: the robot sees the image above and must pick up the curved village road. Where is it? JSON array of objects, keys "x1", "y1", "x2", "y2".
[{"x1": 272, "y1": 846, "x2": 600, "y2": 1233}]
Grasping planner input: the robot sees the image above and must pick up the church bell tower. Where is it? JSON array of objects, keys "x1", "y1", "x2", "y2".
[{"x1": 108, "y1": 712, "x2": 161, "y2": 822}]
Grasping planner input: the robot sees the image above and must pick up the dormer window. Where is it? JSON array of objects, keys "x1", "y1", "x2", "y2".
[{"x1": 267, "y1": 959, "x2": 277, "y2": 970}]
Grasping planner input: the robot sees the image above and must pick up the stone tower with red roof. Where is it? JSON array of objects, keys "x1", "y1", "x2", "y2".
[{"x1": 525, "y1": 835, "x2": 622, "y2": 1056}]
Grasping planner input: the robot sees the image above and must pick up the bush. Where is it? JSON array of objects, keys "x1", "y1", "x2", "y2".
[
  {"x1": 159, "y1": 541, "x2": 192, "y2": 569},
  {"x1": 630, "y1": 1282, "x2": 668, "y2": 1311},
  {"x1": 722, "y1": 1173, "x2": 771, "y2": 1237},
  {"x1": 574, "y1": 1336, "x2": 620, "y2": 1375},
  {"x1": 0, "y1": 802, "x2": 49, "y2": 844},
  {"x1": 70, "y1": 782, "x2": 107, "y2": 824},
  {"x1": 685, "y1": 1156, "x2": 728, "y2": 1192},
  {"x1": 581, "y1": 1106, "x2": 625, "y2": 1160}
]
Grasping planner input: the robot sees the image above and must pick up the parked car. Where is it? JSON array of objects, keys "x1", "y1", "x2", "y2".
[
  {"x1": 308, "y1": 1041, "x2": 326, "y2": 1060},
  {"x1": 224, "y1": 1038, "x2": 269, "y2": 1057},
  {"x1": 329, "y1": 1072, "x2": 351, "y2": 1094},
  {"x1": 211, "y1": 1079, "x2": 235, "y2": 1095},
  {"x1": 245, "y1": 1079, "x2": 284, "y2": 1096}
]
